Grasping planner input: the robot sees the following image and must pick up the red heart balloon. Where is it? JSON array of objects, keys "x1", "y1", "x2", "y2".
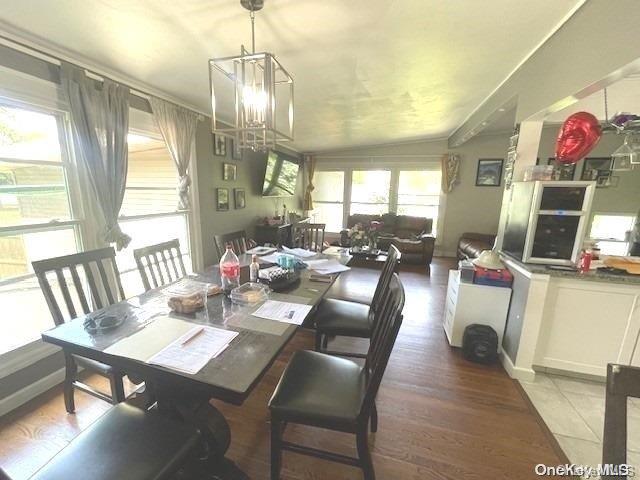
[{"x1": 555, "y1": 112, "x2": 602, "y2": 165}]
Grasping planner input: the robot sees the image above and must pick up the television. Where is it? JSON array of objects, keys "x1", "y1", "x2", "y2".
[{"x1": 261, "y1": 150, "x2": 299, "y2": 197}]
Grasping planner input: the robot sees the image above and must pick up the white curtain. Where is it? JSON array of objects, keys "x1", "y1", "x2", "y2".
[
  {"x1": 149, "y1": 97, "x2": 198, "y2": 210},
  {"x1": 61, "y1": 62, "x2": 131, "y2": 250},
  {"x1": 441, "y1": 153, "x2": 461, "y2": 193}
]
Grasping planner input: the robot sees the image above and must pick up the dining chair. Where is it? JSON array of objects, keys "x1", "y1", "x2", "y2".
[
  {"x1": 292, "y1": 223, "x2": 326, "y2": 252},
  {"x1": 314, "y1": 245, "x2": 401, "y2": 357},
  {"x1": 214, "y1": 230, "x2": 249, "y2": 259},
  {"x1": 27, "y1": 403, "x2": 201, "y2": 480},
  {"x1": 269, "y1": 273, "x2": 405, "y2": 480},
  {"x1": 602, "y1": 363, "x2": 640, "y2": 479},
  {"x1": 133, "y1": 238, "x2": 187, "y2": 291},
  {"x1": 32, "y1": 247, "x2": 127, "y2": 413}
]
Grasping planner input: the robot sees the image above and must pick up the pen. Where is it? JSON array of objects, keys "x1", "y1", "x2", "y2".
[{"x1": 181, "y1": 327, "x2": 204, "y2": 346}]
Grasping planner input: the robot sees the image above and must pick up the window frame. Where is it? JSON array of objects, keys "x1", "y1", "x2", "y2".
[
  {"x1": 0, "y1": 93, "x2": 85, "y2": 368},
  {"x1": 313, "y1": 161, "x2": 445, "y2": 241},
  {"x1": 588, "y1": 212, "x2": 636, "y2": 254},
  {"x1": 311, "y1": 169, "x2": 347, "y2": 233}
]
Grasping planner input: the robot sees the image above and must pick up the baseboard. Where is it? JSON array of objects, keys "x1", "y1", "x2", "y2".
[
  {"x1": 0, "y1": 367, "x2": 65, "y2": 418},
  {"x1": 500, "y1": 351, "x2": 536, "y2": 382}
]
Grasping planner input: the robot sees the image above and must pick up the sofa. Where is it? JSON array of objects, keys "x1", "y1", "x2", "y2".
[
  {"x1": 457, "y1": 232, "x2": 496, "y2": 260},
  {"x1": 340, "y1": 213, "x2": 435, "y2": 269}
]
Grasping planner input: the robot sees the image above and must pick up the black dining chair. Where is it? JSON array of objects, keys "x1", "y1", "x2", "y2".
[
  {"x1": 32, "y1": 247, "x2": 127, "y2": 413},
  {"x1": 24, "y1": 403, "x2": 201, "y2": 480},
  {"x1": 314, "y1": 245, "x2": 401, "y2": 357},
  {"x1": 214, "y1": 230, "x2": 249, "y2": 259},
  {"x1": 269, "y1": 273, "x2": 405, "y2": 480},
  {"x1": 602, "y1": 363, "x2": 640, "y2": 479},
  {"x1": 133, "y1": 238, "x2": 187, "y2": 291},
  {"x1": 292, "y1": 223, "x2": 326, "y2": 252}
]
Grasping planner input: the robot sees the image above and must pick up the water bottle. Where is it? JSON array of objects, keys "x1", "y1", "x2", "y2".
[
  {"x1": 220, "y1": 243, "x2": 240, "y2": 294},
  {"x1": 250, "y1": 254, "x2": 260, "y2": 283}
]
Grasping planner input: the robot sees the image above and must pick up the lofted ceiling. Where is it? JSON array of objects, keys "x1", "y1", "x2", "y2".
[{"x1": 0, "y1": 0, "x2": 583, "y2": 152}]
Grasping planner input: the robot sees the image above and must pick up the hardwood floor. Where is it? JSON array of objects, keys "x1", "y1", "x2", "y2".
[{"x1": 0, "y1": 258, "x2": 566, "y2": 479}]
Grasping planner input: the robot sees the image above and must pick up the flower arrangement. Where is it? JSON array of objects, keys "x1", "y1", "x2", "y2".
[{"x1": 348, "y1": 220, "x2": 383, "y2": 249}]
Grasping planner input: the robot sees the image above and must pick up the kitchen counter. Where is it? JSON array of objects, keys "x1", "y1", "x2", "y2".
[
  {"x1": 499, "y1": 255, "x2": 640, "y2": 382},
  {"x1": 501, "y1": 254, "x2": 640, "y2": 285}
]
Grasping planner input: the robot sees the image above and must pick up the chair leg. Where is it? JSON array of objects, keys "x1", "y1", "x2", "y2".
[
  {"x1": 63, "y1": 354, "x2": 77, "y2": 414},
  {"x1": 371, "y1": 402, "x2": 378, "y2": 433},
  {"x1": 322, "y1": 335, "x2": 329, "y2": 350},
  {"x1": 356, "y1": 423, "x2": 375, "y2": 480},
  {"x1": 270, "y1": 416, "x2": 283, "y2": 480},
  {"x1": 109, "y1": 373, "x2": 126, "y2": 404}
]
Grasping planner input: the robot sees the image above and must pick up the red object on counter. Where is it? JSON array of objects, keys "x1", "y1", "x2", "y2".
[
  {"x1": 473, "y1": 267, "x2": 513, "y2": 288},
  {"x1": 579, "y1": 250, "x2": 592, "y2": 273}
]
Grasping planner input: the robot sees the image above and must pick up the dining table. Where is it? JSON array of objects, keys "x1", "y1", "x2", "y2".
[{"x1": 41, "y1": 249, "x2": 352, "y2": 473}]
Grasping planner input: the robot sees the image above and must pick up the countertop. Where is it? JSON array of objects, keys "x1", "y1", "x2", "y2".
[{"x1": 501, "y1": 254, "x2": 640, "y2": 286}]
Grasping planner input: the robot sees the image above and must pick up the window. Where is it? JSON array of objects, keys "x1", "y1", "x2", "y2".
[
  {"x1": 312, "y1": 171, "x2": 345, "y2": 233},
  {"x1": 589, "y1": 213, "x2": 635, "y2": 256},
  {"x1": 0, "y1": 103, "x2": 81, "y2": 354},
  {"x1": 350, "y1": 170, "x2": 390, "y2": 215},
  {"x1": 115, "y1": 130, "x2": 191, "y2": 297},
  {"x1": 397, "y1": 170, "x2": 442, "y2": 234},
  {"x1": 312, "y1": 164, "x2": 443, "y2": 236}
]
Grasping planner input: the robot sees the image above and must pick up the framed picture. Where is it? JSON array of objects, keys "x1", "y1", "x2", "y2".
[
  {"x1": 595, "y1": 172, "x2": 619, "y2": 188},
  {"x1": 216, "y1": 188, "x2": 229, "y2": 211},
  {"x1": 476, "y1": 159, "x2": 504, "y2": 187},
  {"x1": 547, "y1": 158, "x2": 576, "y2": 181},
  {"x1": 214, "y1": 134, "x2": 226, "y2": 157},
  {"x1": 580, "y1": 157, "x2": 612, "y2": 181},
  {"x1": 234, "y1": 188, "x2": 246, "y2": 209},
  {"x1": 223, "y1": 162, "x2": 237, "y2": 181},
  {"x1": 231, "y1": 138, "x2": 242, "y2": 160}
]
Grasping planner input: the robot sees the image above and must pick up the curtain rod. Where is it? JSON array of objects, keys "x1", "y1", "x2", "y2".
[
  {"x1": 315, "y1": 154, "x2": 445, "y2": 159},
  {"x1": 0, "y1": 32, "x2": 207, "y2": 119}
]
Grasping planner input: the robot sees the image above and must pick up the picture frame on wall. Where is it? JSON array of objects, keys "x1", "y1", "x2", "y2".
[
  {"x1": 223, "y1": 162, "x2": 237, "y2": 181},
  {"x1": 234, "y1": 188, "x2": 246, "y2": 209},
  {"x1": 214, "y1": 134, "x2": 226, "y2": 157},
  {"x1": 230, "y1": 138, "x2": 242, "y2": 160},
  {"x1": 547, "y1": 158, "x2": 576, "y2": 181},
  {"x1": 580, "y1": 157, "x2": 612, "y2": 181},
  {"x1": 475, "y1": 159, "x2": 504, "y2": 187},
  {"x1": 216, "y1": 188, "x2": 229, "y2": 211}
]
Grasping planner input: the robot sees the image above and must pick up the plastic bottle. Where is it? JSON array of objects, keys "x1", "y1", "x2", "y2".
[
  {"x1": 250, "y1": 254, "x2": 260, "y2": 283},
  {"x1": 220, "y1": 243, "x2": 240, "y2": 294}
]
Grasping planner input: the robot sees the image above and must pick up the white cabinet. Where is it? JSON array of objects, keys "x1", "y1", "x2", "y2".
[
  {"x1": 443, "y1": 270, "x2": 512, "y2": 350},
  {"x1": 534, "y1": 278, "x2": 640, "y2": 378}
]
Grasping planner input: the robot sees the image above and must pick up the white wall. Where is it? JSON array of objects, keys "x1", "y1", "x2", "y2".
[
  {"x1": 315, "y1": 131, "x2": 512, "y2": 256},
  {"x1": 537, "y1": 126, "x2": 640, "y2": 218}
]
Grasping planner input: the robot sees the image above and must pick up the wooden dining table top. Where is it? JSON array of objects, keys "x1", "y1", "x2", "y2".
[{"x1": 41, "y1": 252, "x2": 351, "y2": 405}]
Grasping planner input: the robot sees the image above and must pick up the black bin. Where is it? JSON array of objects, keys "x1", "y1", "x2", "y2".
[{"x1": 462, "y1": 324, "x2": 498, "y2": 364}]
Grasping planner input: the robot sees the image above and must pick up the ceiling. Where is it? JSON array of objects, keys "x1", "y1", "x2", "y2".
[
  {"x1": 0, "y1": 0, "x2": 583, "y2": 152},
  {"x1": 546, "y1": 74, "x2": 640, "y2": 123}
]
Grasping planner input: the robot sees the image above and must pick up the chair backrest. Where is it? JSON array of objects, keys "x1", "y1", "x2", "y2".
[
  {"x1": 370, "y1": 245, "x2": 401, "y2": 312},
  {"x1": 361, "y1": 273, "x2": 405, "y2": 415},
  {"x1": 293, "y1": 223, "x2": 326, "y2": 252},
  {"x1": 32, "y1": 247, "x2": 126, "y2": 326},
  {"x1": 602, "y1": 363, "x2": 640, "y2": 476},
  {"x1": 214, "y1": 230, "x2": 248, "y2": 259},
  {"x1": 133, "y1": 239, "x2": 187, "y2": 292}
]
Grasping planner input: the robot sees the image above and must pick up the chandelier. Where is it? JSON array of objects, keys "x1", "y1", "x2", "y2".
[
  {"x1": 209, "y1": 0, "x2": 294, "y2": 152},
  {"x1": 601, "y1": 88, "x2": 640, "y2": 171}
]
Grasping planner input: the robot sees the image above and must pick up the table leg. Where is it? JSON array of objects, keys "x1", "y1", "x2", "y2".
[{"x1": 149, "y1": 383, "x2": 231, "y2": 459}]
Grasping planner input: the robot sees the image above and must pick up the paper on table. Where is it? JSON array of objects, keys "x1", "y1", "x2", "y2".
[
  {"x1": 307, "y1": 259, "x2": 351, "y2": 275},
  {"x1": 148, "y1": 326, "x2": 239, "y2": 374},
  {"x1": 260, "y1": 253, "x2": 282, "y2": 264},
  {"x1": 322, "y1": 246, "x2": 349, "y2": 256},
  {"x1": 252, "y1": 300, "x2": 313, "y2": 325},
  {"x1": 246, "y1": 246, "x2": 277, "y2": 255},
  {"x1": 104, "y1": 316, "x2": 195, "y2": 362},
  {"x1": 281, "y1": 246, "x2": 317, "y2": 258}
]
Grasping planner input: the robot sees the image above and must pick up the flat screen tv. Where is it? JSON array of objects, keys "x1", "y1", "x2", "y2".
[{"x1": 261, "y1": 150, "x2": 299, "y2": 197}]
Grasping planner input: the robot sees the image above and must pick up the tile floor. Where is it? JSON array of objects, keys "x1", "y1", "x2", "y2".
[{"x1": 520, "y1": 372, "x2": 640, "y2": 470}]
